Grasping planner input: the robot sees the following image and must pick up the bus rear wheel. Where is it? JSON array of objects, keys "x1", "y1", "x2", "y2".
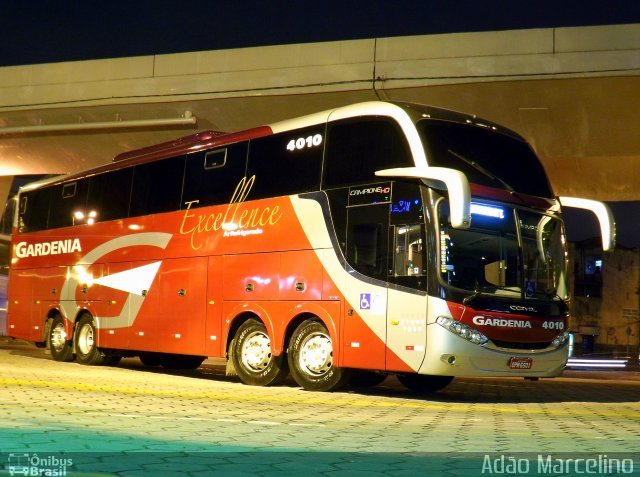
[
  {"x1": 74, "y1": 315, "x2": 110, "y2": 365},
  {"x1": 288, "y1": 320, "x2": 350, "y2": 392},
  {"x1": 231, "y1": 319, "x2": 288, "y2": 386},
  {"x1": 48, "y1": 315, "x2": 74, "y2": 362},
  {"x1": 397, "y1": 374, "x2": 453, "y2": 393}
]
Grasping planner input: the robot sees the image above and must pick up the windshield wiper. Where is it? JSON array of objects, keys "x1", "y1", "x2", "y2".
[
  {"x1": 463, "y1": 284, "x2": 521, "y2": 304},
  {"x1": 447, "y1": 149, "x2": 517, "y2": 194}
]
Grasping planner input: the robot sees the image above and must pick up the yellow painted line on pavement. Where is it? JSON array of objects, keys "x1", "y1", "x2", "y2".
[{"x1": 1, "y1": 377, "x2": 639, "y2": 419}]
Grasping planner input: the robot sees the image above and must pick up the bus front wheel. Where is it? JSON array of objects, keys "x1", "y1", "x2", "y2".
[
  {"x1": 48, "y1": 315, "x2": 74, "y2": 362},
  {"x1": 288, "y1": 320, "x2": 350, "y2": 392},
  {"x1": 231, "y1": 319, "x2": 288, "y2": 386}
]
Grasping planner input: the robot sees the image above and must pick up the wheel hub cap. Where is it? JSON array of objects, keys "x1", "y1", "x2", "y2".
[
  {"x1": 50, "y1": 323, "x2": 67, "y2": 352},
  {"x1": 76, "y1": 324, "x2": 94, "y2": 355},
  {"x1": 300, "y1": 333, "x2": 332, "y2": 376},
  {"x1": 241, "y1": 331, "x2": 272, "y2": 371}
]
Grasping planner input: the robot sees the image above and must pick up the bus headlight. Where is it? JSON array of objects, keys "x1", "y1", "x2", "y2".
[
  {"x1": 436, "y1": 316, "x2": 489, "y2": 346},
  {"x1": 551, "y1": 331, "x2": 570, "y2": 348}
]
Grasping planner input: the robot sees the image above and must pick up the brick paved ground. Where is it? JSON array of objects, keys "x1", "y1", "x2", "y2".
[{"x1": 0, "y1": 337, "x2": 638, "y2": 476}]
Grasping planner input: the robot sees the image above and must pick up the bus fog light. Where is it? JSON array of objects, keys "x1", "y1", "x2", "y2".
[
  {"x1": 440, "y1": 354, "x2": 456, "y2": 365},
  {"x1": 436, "y1": 316, "x2": 489, "y2": 346}
]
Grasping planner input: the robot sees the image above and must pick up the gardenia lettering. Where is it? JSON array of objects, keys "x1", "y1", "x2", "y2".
[
  {"x1": 15, "y1": 239, "x2": 82, "y2": 258},
  {"x1": 472, "y1": 315, "x2": 532, "y2": 328}
]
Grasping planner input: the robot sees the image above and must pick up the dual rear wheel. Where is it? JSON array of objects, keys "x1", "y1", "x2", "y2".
[
  {"x1": 47, "y1": 314, "x2": 120, "y2": 366},
  {"x1": 231, "y1": 318, "x2": 350, "y2": 391},
  {"x1": 231, "y1": 318, "x2": 452, "y2": 392}
]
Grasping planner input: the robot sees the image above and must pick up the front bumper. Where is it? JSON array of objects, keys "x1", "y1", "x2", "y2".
[{"x1": 419, "y1": 323, "x2": 568, "y2": 377}]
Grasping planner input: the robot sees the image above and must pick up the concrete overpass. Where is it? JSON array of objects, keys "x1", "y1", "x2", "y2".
[{"x1": 1, "y1": 23, "x2": 639, "y2": 208}]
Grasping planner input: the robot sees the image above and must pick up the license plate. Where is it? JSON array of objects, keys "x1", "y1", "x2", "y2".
[{"x1": 509, "y1": 357, "x2": 533, "y2": 370}]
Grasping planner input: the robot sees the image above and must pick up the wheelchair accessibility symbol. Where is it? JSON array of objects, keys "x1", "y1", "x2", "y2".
[{"x1": 360, "y1": 293, "x2": 371, "y2": 310}]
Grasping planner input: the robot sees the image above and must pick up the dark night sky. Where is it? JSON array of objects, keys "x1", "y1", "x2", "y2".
[{"x1": 1, "y1": 1, "x2": 638, "y2": 247}]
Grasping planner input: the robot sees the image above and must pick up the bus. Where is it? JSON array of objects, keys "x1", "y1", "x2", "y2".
[{"x1": 5, "y1": 101, "x2": 615, "y2": 392}]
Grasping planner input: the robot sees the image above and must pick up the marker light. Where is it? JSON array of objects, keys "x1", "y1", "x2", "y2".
[{"x1": 436, "y1": 316, "x2": 488, "y2": 345}]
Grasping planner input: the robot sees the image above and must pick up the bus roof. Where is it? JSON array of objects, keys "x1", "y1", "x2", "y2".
[{"x1": 22, "y1": 101, "x2": 526, "y2": 191}]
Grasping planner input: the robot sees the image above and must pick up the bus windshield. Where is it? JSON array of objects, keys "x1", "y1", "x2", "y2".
[
  {"x1": 438, "y1": 201, "x2": 568, "y2": 300},
  {"x1": 418, "y1": 119, "x2": 554, "y2": 199}
]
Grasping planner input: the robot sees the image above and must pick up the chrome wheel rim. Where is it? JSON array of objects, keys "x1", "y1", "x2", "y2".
[
  {"x1": 50, "y1": 323, "x2": 68, "y2": 352},
  {"x1": 76, "y1": 323, "x2": 95, "y2": 355},
  {"x1": 241, "y1": 330, "x2": 272, "y2": 372},
  {"x1": 299, "y1": 331, "x2": 333, "y2": 376}
]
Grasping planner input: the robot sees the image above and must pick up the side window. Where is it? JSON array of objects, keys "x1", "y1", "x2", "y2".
[
  {"x1": 346, "y1": 203, "x2": 389, "y2": 281},
  {"x1": 324, "y1": 118, "x2": 412, "y2": 189},
  {"x1": 389, "y1": 182, "x2": 427, "y2": 290},
  {"x1": 18, "y1": 187, "x2": 51, "y2": 232},
  {"x1": 344, "y1": 183, "x2": 392, "y2": 281},
  {"x1": 48, "y1": 180, "x2": 89, "y2": 229},
  {"x1": 246, "y1": 126, "x2": 324, "y2": 200},
  {"x1": 87, "y1": 168, "x2": 133, "y2": 222},
  {"x1": 130, "y1": 156, "x2": 185, "y2": 217},
  {"x1": 182, "y1": 142, "x2": 248, "y2": 208}
]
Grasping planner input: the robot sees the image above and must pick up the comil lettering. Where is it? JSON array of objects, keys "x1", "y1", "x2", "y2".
[
  {"x1": 472, "y1": 315, "x2": 532, "y2": 329},
  {"x1": 510, "y1": 305, "x2": 538, "y2": 313},
  {"x1": 15, "y1": 239, "x2": 82, "y2": 258}
]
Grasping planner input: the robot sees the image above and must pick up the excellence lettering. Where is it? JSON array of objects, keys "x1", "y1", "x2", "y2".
[{"x1": 179, "y1": 175, "x2": 283, "y2": 250}]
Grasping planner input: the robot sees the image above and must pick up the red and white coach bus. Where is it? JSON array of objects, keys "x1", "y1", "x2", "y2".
[{"x1": 6, "y1": 101, "x2": 615, "y2": 392}]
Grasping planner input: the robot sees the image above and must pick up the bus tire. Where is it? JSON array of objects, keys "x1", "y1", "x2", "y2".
[
  {"x1": 288, "y1": 320, "x2": 351, "y2": 392},
  {"x1": 397, "y1": 374, "x2": 453, "y2": 393},
  {"x1": 48, "y1": 315, "x2": 74, "y2": 362},
  {"x1": 73, "y1": 315, "x2": 108, "y2": 365},
  {"x1": 231, "y1": 319, "x2": 288, "y2": 386}
]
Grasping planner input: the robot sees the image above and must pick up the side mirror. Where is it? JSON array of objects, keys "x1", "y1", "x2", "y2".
[
  {"x1": 376, "y1": 166, "x2": 471, "y2": 229},
  {"x1": 558, "y1": 196, "x2": 616, "y2": 251}
]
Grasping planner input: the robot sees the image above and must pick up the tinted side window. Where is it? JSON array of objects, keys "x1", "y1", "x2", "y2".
[
  {"x1": 19, "y1": 187, "x2": 51, "y2": 232},
  {"x1": 182, "y1": 142, "x2": 248, "y2": 208},
  {"x1": 130, "y1": 156, "x2": 185, "y2": 217},
  {"x1": 87, "y1": 168, "x2": 133, "y2": 222},
  {"x1": 48, "y1": 180, "x2": 89, "y2": 229},
  {"x1": 246, "y1": 126, "x2": 324, "y2": 200},
  {"x1": 324, "y1": 118, "x2": 412, "y2": 189},
  {"x1": 346, "y1": 203, "x2": 389, "y2": 281}
]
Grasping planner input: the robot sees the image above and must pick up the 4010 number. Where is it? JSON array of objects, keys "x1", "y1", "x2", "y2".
[
  {"x1": 286, "y1": 134, "x2": 323, "y2": 151},
  {"x1": 542, "y1": 321, "x2": 565, "y2": 330}
]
